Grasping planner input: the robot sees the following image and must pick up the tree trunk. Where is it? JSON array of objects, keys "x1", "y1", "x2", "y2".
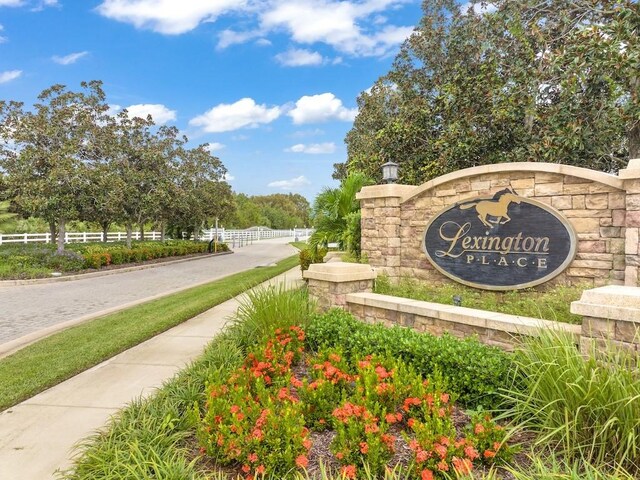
[
  {"x1": 126, "y1": 223, "x2": 133, "y2": 249},
  {"x1": 629, "y1": 121, "x2": 640, "y2": 160},
  {"x1": 193, "y1": 222, "x2": 199, "y2": 241},
  {"x1": 56, "y1": 217, "x2": 66, "y2": 254},
  {"x1": 139, "y1": 222, "x2": 145, "y2": 241},
  {"x1": 101, "y1": 221, "x2": 109, "y2": 243},
  {"x1": 49, "y1": 221, "x2": 57, "y2": 245},
  {"x1": 160, "y1": 221, "x2": 165, "y2": 241}
]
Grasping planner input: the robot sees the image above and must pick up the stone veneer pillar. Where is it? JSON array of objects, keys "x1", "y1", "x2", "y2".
[
  {"x1": 619, "y1": 159, "x2": 640, "y2": 286},
  {"x1": 571, "y1": 285, "x2": 640, "y2": 357},
  {"x1": 303, "y1": 262, "x2": 377, "y2": 311},
  {"x1": 356, "y1": 184, "x2": 415, "y2": 278}
]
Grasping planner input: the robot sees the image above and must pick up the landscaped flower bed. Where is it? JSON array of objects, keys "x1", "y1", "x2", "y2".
[
  {"x1": 196, "y1": 326, "x2": 513, "y2": 479},
  {"x1": 0, "y1": 240, "x2": 229, "y2": 279},
  {"x1": 79, "y1": 240, "x2": 229, "y2": 269}
]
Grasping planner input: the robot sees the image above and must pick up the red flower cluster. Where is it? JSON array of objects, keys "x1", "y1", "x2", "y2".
[
  {"x1": 198, "y1": 326, "x2": 310, "y2": 479},
  {"x1": 199, "y1": 329, "x2": 512, "y2": 480}
]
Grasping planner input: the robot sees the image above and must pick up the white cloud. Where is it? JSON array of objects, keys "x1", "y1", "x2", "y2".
[
  {"x1": 96, "y1": 0, "x2": 247, "y2": 35},
  {"x1": 268, "y1": 175, "x2": 310, "y2": 190},
  {"x1": 0, "y1": 0, "x2": 59, "y2": 9},
  {"x1": 206, "y1": 142, "x2": 225, "y2": 152},
  {"x1": 255, "y1": 38, "x2": 272, "y2": 46},
  {"x1": 31, "y1": 0, "x2": 58, "y2": 11},
  {"x1": 0, "y1": 24, "x2": 6, "y2": 43},
  {"x1": 260, "y1": 0, "x2": 412, "y2": 56},
  {"x1": 222, "y1": 173, "x2": 235, "y2": 182},
  {"x1": 290, "y1": 128, "x2": 325, "y2": 138},
  {"x1": 125, "y1": 103, "x2": 177, "y2": 124},
  {"x1": 217, "y1": 29, "x2": 261, "y2": 50},
  {"x1": 189, "y1": 98, "x2": 281, "y2": 133},
  {"x1": 288, "y1": 93, "x2": 357, "y2": 124},
  {"x1": 0, "y1": 70, "x2": 22, "y2": 84},
  {"x1": 52, "y1": 51, "x2": 89, "y2": 65},
  {"x1": 96, "y1": 0, "x2": 412, "y2": 58},
  {"x1": 286, "y1": 142, "x2": 335, "y2": 154},
  {"x1": 106, "y1": 104, "x2": 122, "y2": 117},
  {"x1": 275, "y1": 48, "x2": 324, "y2": 67}
]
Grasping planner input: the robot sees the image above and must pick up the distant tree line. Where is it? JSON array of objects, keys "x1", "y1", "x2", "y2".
[
  {"x1": 338, "y1": 0, "x2": 639, "y2": 184},
  {"x1": 0, "y1": 81, "x2": 233, "y2": 252},
  {"x1": 229, "y1": 193, "x2": 310, "y2": 230}
]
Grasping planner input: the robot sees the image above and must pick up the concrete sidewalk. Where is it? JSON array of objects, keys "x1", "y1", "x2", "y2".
[{"x1": 0, "y1": 267, "x2": 304, "y2": 480}]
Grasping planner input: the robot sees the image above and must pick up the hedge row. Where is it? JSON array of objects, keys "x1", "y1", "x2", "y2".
[
  {"x1": 82, "y1": 241, "x2": 229, "y2": 269},
  {"x1": 305, "y1": 309, "x2": 512, "y2": 409}
]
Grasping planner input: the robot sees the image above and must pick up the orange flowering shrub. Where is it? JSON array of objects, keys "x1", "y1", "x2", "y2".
[
  {"x1": 298, "y1": 348, "x2": 354, "y2": 431},
  {"x1": 404, "y1": 382, "x2": 512, "y2": 479},
  {"x1": 464, "y1": 411, "x2": 512, "y2": 465},
  {"x1": 197, "y1": 326, "x2": 310, "y2": 479},
  {"x1": 331, "y1": 400, "x2": 397, "y2": 478},
  {"x1": 197, "y1": 327, "x2": 512, "y2": 480}
]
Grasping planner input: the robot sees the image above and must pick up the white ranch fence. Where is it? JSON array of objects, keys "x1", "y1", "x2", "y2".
[{"x1": 0, "y1": 228, "x2": 312, "y2": 246}]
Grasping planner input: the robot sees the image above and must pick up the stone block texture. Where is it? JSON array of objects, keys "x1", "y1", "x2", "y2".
[{"x1": 359, "y1": 164, "x2": 635, "y2": 287}]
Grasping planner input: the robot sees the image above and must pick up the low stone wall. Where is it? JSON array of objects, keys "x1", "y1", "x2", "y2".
[
  {"x1": 345, "y1": 292, "x2": 580, "y2": 351},
  {"x1": 305, "y1": 262, "x2": 377, "y2": 311},
  {"x1": 305, "y1": 262, "x2": 640, "y2": 356},
  {"x1": 571, "y1": 285, "x2": 640, "y2": 356}
]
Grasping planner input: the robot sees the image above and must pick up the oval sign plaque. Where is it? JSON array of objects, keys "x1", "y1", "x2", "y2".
[{"x1": 423, "y1": 189, "x2": 577, "y2": 290}]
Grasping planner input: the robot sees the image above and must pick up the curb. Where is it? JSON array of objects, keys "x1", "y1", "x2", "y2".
[{"x1": 0, "y1": 251, "x2": 234, "y2": 288}]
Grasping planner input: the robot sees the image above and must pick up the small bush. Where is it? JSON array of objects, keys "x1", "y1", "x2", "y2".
[
  {"x1": 305, "y1": 309, "x2": 511, "y2": 409},
  {"x1": 299, "y1": 246, "x2": 327, "y2": 272}
]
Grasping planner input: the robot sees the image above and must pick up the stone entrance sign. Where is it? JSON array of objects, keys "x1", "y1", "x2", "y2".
[
  {"x1": 423, "y1": 188, "x2": 577, "y2": 290},
  {"x1": 357, "y1": 162, "x2": 640, "y2": 288}
]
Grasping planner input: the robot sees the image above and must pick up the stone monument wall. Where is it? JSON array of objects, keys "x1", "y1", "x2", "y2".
[{"x1": 358, "y1": 162, "x2": 640, "y2": 287}]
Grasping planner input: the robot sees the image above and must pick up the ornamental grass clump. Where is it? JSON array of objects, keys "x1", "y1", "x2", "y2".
[
  {"x1": 504, "y1": 329, "x2": 640, "y2": 472},
  {"x1": 228, "y1": 284, "x2": 311, "y2": 350}
]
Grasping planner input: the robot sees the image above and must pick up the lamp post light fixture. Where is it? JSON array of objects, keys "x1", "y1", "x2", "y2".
[{"x1": 381, "y1": 161, "x2": 399, "y2": 184}]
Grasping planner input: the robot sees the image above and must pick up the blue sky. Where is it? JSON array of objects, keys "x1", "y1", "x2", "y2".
[{"x1": 0, "y1": 0, "x2": 424, "y2": 201}]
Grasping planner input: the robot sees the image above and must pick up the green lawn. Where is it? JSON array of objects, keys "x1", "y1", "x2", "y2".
[{"x1": 0, "y1": 254, "x2": 300, "y2": 411}]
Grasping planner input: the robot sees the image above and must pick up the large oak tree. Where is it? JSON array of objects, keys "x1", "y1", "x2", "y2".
[{"x1": 340, "y1": 0, "x2": 638, "y2": 184}]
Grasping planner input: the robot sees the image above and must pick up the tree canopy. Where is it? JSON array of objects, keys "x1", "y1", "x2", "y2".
[
  {"x1": 229, "y1": 193, "x2": 310, "y2": 229},
  {"x1": 339, "y1": 0, "x2": 639, "y2": 184},
  {"x1": 0, "y1": 81, "x2": 234, "y2": 250}
]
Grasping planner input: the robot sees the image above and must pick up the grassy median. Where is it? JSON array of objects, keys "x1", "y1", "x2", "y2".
[{"x1": 0, "y1": 254, "x2": 300, "y2": 411}]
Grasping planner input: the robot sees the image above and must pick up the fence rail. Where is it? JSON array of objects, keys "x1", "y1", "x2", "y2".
[{"x1": 0, "y1": 228, "x2": 312, "y2": 246}]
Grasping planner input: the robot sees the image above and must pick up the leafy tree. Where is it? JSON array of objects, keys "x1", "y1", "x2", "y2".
[
  {"x1": 309, "y1": 172, "x2": 373, "y2": 254},
  {"x1": 0, "y1": 81, "x2": 109, "y2": 252},
  {"x1": 169, "y1": 144, "x2": 233, "y2": 239},
  {"x1": 341, "y1": 0, "x2": 638, "y2": 184},
  {"x1": 107, "y1": 112, "x2": 179, "y2": 248}
]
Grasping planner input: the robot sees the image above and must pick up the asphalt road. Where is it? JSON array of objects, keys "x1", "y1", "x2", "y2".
[{"x1": 0, "y1": 237, "x2": 299, "y2": 347}]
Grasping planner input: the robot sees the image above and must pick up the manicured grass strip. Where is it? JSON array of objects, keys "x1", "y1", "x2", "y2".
[{"x1": 0, "y1": 254, "x2": 299, "y2": 411}]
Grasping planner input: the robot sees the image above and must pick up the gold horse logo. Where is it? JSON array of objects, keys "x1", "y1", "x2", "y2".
[{"x1": 459, "y1": 189, "x2": 522, "y2": 229}]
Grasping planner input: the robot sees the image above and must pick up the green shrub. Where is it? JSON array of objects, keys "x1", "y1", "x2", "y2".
[
  {"x1": 299, "y1": 246, "x2": 327, "y2": 272},
  {"x1": 83, "y1": 252, "x2": 111, "y2": 269},
  {"x1": 305, "y1": 309, "x2": 511, "y2": 409},
  {"x1": 504, "y1": 329, "x2": 640, "y2": 472}
]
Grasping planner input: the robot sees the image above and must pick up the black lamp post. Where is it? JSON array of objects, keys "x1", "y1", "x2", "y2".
[{"x1": 381, "y1": 161, "x2": 399, "y2": 184}]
